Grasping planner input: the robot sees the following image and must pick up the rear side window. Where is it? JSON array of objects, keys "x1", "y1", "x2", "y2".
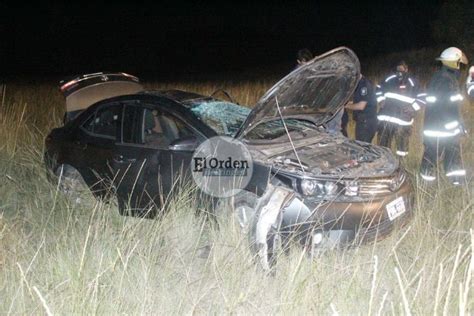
[{"x1": 81, "y1": 105, "x2": 122, "y2": 140}]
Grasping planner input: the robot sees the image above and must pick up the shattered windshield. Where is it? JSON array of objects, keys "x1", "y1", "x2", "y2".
[
  {"x1": 245, "y1": 119, "x2": 317, "y2": 141},
  {"x1": 191, "y1": 101, "x2": 251, "y2": 137}
]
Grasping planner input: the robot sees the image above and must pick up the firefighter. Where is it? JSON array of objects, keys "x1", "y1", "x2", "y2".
[
  {"x1": 467, "y1": 66, "x2": 474, "y2": 99},
  {"x1": 420, "y1": 47, "x2": 468, "y2": 185},
  {"x1": 376, "y1": 61, "x2": 423, "y2": 157},
  {"x1": 345, "y1": 74, "x2": 378, "y2": 143}
]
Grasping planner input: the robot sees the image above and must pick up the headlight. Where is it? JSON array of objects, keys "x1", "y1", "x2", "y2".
[
  {"x1": 324, "y1": 182, "x2": 338, "y2": 195},
  {"x1": 301, "y1": 179, "x2": 321, "y2": 196},
  {"x1": 300, "y1": 179, "x2": 340, "y2": 197}
]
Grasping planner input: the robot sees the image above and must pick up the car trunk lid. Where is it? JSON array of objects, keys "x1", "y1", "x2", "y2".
[{"x1": 60, "y1": 72, "x2": 144, "y2": 115}]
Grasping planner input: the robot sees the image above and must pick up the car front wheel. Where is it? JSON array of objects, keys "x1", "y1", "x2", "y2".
[
  {"x1": 216, "y1": 187, "x2": 293, "y2": 271},
  {"x1": 215, "y1": 191, "x2": 259, "y2": 234}
]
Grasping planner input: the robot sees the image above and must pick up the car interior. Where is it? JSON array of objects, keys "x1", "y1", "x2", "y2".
[
  {"x1": 82, "y1": 104, "x2": 192, "y2": 148},
  {"x1": 143, "y1": 108, "x2": 188, "y2": 147}
]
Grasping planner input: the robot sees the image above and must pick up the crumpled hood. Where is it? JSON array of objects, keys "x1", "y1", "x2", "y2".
[
  {"x1": 249, "y1": 134, "x2": 398, "y2": 178},
  {"x1": 235, "y1": 47, "x2": 360, "y2": 139}
]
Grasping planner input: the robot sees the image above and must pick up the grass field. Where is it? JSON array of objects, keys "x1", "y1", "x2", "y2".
[{"x1": 0, "y1": 50, "x2": 473, "y2": 314}]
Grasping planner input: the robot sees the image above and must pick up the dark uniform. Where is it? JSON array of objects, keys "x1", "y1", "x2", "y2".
[
  {"x1": 352, "y1": 76, "x2": 378, "y2": 143},
  {"x1": 341, "y1": 110, "x2": 349, "y2": 137},
  {"x1": 420, "y1": 66, "x2": 466, "y2": 184},
  {"x1": 376, "y1": 73, "x2": 423, "y2": 156}
]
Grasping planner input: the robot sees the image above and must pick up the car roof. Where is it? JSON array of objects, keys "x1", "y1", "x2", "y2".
[{"x1": 141, "y1": 89, "x2": 212, "y2": 106}]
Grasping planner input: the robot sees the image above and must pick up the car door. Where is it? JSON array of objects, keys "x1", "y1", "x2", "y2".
[
  {"x1": 110, "y1": 101, "x2": 201, "y2": 217},
  {"x1": 67, "y1": 103, "x2": 123, "y2": 196}
]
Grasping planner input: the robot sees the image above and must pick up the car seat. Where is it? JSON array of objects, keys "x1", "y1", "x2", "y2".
[{"x1": 158, "y1": 115, "x2": 180, "y2": 142}]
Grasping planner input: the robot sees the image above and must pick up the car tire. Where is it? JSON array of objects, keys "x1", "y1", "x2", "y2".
[
  {"x1": 215, "y1": 190, "x2": 286, "y2": 270},
  {"x1": 249, "y1": 201, "x2": 284, "y2": 271},
  {"x1": 53, "y1": 164, "x2": 88, "y2": 203},
  {"x1": 215, "y1": 190, "x2": 259, "y2": 234}
]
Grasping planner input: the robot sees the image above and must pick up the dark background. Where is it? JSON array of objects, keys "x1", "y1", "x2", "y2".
[{"x1": 2, "y1": 1, "x2": 471, "y2": 80}]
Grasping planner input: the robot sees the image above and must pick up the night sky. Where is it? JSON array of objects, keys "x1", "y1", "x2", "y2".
[{"x1": 2, "y1": 1, "x2": 443, "y2": 79}]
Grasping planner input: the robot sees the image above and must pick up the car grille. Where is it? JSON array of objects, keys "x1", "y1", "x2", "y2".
[{"x1": 357, "y1": 169, "x2": 406, "y2": 197}]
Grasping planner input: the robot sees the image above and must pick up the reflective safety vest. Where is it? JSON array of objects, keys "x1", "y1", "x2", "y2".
[
  {"x1": 376, "y1": 73, "x2": 422, "y2": 126},
  {"x1": 423, "y1": 67, "x2": 464, "y2": 137}
]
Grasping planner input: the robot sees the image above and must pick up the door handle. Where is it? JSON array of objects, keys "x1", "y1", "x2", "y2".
[{"x1": 113, "y1": 155, "x2": 136, "y2": 163}]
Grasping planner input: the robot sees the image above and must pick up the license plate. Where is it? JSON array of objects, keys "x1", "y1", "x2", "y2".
[{"x1": 386, "y1": 197, "x2": 406, "y2": 221}]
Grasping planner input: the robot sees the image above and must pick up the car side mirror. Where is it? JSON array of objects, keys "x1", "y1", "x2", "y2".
[{"x1": 168, "y1": 135, "x2": 199, "y2": 151}]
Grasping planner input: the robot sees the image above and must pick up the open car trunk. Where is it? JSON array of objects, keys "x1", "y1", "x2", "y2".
[{"x1": 60, "y1": 72, "x2": 144, "y2": 120}]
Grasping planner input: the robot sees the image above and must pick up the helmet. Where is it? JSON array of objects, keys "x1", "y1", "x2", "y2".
[{"x1": 436, "y1": 47, "x2": 468, "y2": 69}]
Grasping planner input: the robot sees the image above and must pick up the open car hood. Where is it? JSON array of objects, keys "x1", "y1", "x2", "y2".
[{"x1": 235, "y1": 47, "x2": 360, "y2": 139}]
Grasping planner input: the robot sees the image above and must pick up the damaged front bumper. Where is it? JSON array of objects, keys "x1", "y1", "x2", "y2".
[
  {"x1": 253, "y1": 185, "x2": 295, "y2": 270},
  {"x1": 262, "y1": 179, "x2": 414, "y2": 249}
]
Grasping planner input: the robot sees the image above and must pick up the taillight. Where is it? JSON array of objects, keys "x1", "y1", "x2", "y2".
[
  {"x1": 121, "y1": 72, "x2": 139, "y2": 81},
  {"x1": 60, "y1": 80, "x2": 78, "y2": 92}
]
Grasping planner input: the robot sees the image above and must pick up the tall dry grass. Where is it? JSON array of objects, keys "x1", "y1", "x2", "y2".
[{"x1": 0, "y1": 49, "x2": 472, "y2": 314}]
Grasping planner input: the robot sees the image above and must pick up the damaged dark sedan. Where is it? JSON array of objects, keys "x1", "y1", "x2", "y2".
[{"x1": 45, "y1": 48, "x2": 414, "y2": 268}]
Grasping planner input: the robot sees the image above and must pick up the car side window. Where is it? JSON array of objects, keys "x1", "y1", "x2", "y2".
[
  {"x1": 122, "y1": 105, "x2": 194, "y2": 148},
  {"x1": 144, "y1": 109, "x2": 195, "y2": 148},
  {"x1": 81, "y1": 105, "x2": 122, "y2": 140}
]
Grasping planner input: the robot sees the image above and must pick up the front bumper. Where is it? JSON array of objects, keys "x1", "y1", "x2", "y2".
[{"x1": 280, "y1": 179, "x2": 414, "y2": 247}]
